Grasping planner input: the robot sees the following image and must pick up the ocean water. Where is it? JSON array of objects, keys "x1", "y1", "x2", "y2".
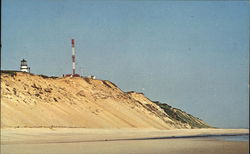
[{"x1": 212, "y1": 134, "x2": 249, "y2": 142}]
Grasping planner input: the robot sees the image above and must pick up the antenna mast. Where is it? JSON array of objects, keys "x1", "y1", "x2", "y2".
[{"x1": 72, "y1": 39, "x2": 76, "y2": 75}]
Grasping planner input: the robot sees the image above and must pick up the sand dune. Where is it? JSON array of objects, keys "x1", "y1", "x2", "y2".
[{"x1": 1, "y1": 72, "x2": 209, "y2": 129}]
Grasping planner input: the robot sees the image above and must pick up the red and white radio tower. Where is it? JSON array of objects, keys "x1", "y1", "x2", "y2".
[{"x1": 72, "y1": 39, "x2": 76, "y2": 75}]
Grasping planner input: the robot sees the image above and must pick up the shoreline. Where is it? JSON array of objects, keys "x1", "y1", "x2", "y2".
[
  {"x1": 1, "y1": 128, "x2": 248, "y2": 144},
  {"x1": 1, "y1": 128, "x2": 248, "y2": 154}
]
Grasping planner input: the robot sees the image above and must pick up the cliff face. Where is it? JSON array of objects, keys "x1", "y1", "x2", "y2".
[{"x1": 0, "y1": 71, "x2": 211, "y2": 129}]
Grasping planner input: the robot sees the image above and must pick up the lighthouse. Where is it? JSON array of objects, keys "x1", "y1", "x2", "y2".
[{"x1": 20, "y1": 59, "x2": 30, "y2": 73}]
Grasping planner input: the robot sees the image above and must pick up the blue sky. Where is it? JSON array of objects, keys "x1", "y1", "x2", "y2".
[{"x1": 2, "y1": 0, "x2": 249, "y2": 128}]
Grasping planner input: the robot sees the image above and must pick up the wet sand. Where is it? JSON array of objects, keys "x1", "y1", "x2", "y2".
[{"x1": 1, "y1": 128, "x2": 249, "y2": 154}]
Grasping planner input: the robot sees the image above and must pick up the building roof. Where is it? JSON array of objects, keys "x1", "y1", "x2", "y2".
[{"x1": 21, "y1": 59, "x2": 27, "y2": 62}]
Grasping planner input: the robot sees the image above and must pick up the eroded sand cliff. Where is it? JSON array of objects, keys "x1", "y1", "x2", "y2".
[{"x1": 1, "y1": 71, "x2": 210, "y2": 129}]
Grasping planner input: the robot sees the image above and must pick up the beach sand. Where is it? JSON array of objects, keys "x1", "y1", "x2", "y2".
[{"x1": 1, "y1": 128, "x2": 249, "y2": 154}]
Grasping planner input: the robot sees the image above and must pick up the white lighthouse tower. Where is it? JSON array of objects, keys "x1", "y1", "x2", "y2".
[{"x1": 20, "y1": 59, "x2": 30, "y2": 73}]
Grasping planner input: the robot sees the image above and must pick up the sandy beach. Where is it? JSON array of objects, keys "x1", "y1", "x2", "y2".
[{"x1": 1, "y1": 128, "x2": 248, "y2": 154}]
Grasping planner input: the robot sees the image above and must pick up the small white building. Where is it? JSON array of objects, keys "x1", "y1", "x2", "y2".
[
  {"x1": 88, "y1": 75, "x2": 96, "y2": 79},
  {"x1": 20, "y1": 59, "x2": 30, "y2": 73}
]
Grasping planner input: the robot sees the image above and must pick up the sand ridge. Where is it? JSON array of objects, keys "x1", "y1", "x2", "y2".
[{"x1": 1, "y1": 72, "x2": 209, "y2": 129}]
